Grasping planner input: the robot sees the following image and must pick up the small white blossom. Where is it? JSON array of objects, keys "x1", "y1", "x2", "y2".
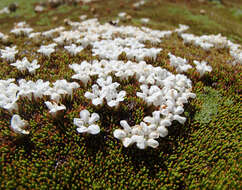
[
  {"x1": 45, "y1": 101, "x2": 66, "y2": 117},
  {"x1": 85, "y1": 76, "x2": 126, "y2": 107},
  {"x1": 37, "y1": 43, "x2": 57, "y2": 57},
  {"x1": 0, "y1": 46, "x2": 18, "y2": 62},
  {"x1": 64, "y1": 44, "x2": 84, "y2": 56},
  {"x1": 11, "y1": 57, "x2": 40, "y2": 74},
  {"x1": 74, "y1": 109, "x2": 100, "y2": 135},
  {"x1": 10, "y1": 114, "x2": 29, "y2": 135},
  {"x1": 140, "y1": 18, "x2": 150, "y2": 24},
  {"x1": 194, "y1": 60, "x2": 212, "y2": 77}
]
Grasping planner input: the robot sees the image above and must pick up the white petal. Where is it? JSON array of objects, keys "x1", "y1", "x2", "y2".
[
  {"x1": 89, "y1": 113, "x2": 100, "y2": 124},
  {"x1": 73, "y1": 118, "x2": 85, "y2": 127},
  {"x1": 84, "y1": 92, "x2": 95, "y2": 99},
  {"x1": 174, "y1": 106, "x2": 184, "y2": 115},
  {"x1": 149, "y1": 131, "x2": 159, "y2": 139},
  {"x1": 77, "y1": 126, "x2": 88, "y2": 133},
  {"x1": 122, "y1": 137, "x2": 133, "y2": 147},
  {"x1": 117, "y1": 91, "x2": 126, "y2": 100},
  {"x1": 143, "y1": 116, "x2": 154, "y2": 124},
  {"x1": 147, "y1": 139, "x2": 159, "y2": 148},
  {"x1": 136, "y1": 140, "x2": 146, "y2": 149},
  {"x1": 92, "y1": 98, "x2": 103, "y2": 106},
  {"x1": 113, "y1": 129, "x2": 126, "y2": 139},
  {"x1": 107, "y1": 100, "x2": 117, "y2": 107},
  {"x1": 160, "y1": 119, "x2": 172, "y2": 127},
  {"x1": 120, "y1": 120, "x2": 131, "y2": 132},
  {"x1": 157, "y1": 126, "x2": 168, "y2": 137},
  {"x1": 173, "y1": 115, "x2": 186, "y2": 124},
  {"x1": 88, "y1": 124, "x2": 100, "y2": 135},
  {"x1": 80, "y1": 110, "x2": 90, "y2": 123}
]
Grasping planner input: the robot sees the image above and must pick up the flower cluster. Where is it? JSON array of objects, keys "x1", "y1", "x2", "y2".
[
  {"x1": 133, "y1": 0, "x2": 145, "y2": 8},
  {"x1": 181, "y1": 33, "x2": 228, "y2": 51},
  {"x1": 64, "y1": 44, "x2": 84, "y2": 56},
  {"x1": 0, "y1": 79, "x2": 19, "y2": 112},
  {"x1": 0, "y1": 46, "x2": 18, "y2": 62},
  {"x1": 10, "y1": 21, "x2": 33, "y2": 37},
  {"x1": 53, "y1": 30, "x2": 82, "y2": 45},
  {"x1": 0, "y1": 79, "x2": 79, "y2": 112},
  {"x1": 42, "y1": 26, "x2": 65, "y2": 39},
  {"x1": 85, "y1": 76, "x2": 126, "y2": 108},
  {"x1": 168, "y1": 52, "x2": 192, "y2": 73},
  {"x1": 193, "y1": 60, "x2": 212, "y2": 77},
  {"x1": 92, "y1": 38, "x2": 162, "y2": 61},
  {"x1": 228, "y1": 40, "x2": 242, "y2": 65},
  {"x1": 74, "y1": 109, "x2": 100, "y2": 135},
  {"x1": 37, "y1": 43, "x2": 57, "y2": 57},
  {"x1": 11, "y1": 57, "x2": 40, "y2": 74}
]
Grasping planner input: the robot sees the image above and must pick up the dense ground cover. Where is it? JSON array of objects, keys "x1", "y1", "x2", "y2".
[{"x1": 0, "y1": 0, "x2": 241, "y2": 189}]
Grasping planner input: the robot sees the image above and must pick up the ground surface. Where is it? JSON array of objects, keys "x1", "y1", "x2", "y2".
[{"x1": 0, "y1": 0, "x2": 241, "y2": 189}]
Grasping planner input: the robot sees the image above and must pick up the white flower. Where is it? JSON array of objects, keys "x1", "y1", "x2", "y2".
[
  {"x1": 69, "y1": 62, "x2": 92, "y2": 86},
  {"x1": 193, "y1": 60, "x2": 212, "y2": 77},
  {"x1": 118, "y1": 12, "x2": 126, "y2": 18},
  {"x1": 29, "y1": 32, "x2": 41, "y2": 40},
  {"x1": 113, "y1": 120, "x2": 134, "y2": 147},
  {"x1": 0, "y1": 46, "x2": 18, "y2": 62},
  {"x1": 85, "y1": 76, "x2": 126, "y2": 107},
  {"x1": 10, "y1": 114, "x2": 29, "y2": 135},
  {"x1": 64, "y1": 44, "x2": 83, "y2": 56},
  {"x1": 140, "y1": 18, "x2": 150, "y2": 24},
  {"x1": 175, "y1": 24, "x2": 189, "y2": 34},
  {"x1": 0, "y1": 79, "x2": 19, "y2": 112},
  {"x1": 74, "y1": 109, "x2": 100, "y2": 135},
  {"x1": 114, "y1": 120, "x2": 160, "y2": 149},
  {"x1": 136, "y1": 84, "x2": 165, "y2": 106},
  {"x1": 168, "y1": 53, "x2": 192, "y2": 73},
  {"x1": 11, "y1": 28, "x2": 33, "y2": 36},
  {"x1": 45, "y1": 101, "x2": 66, "y2": 117},
  {"x1": 80, "y1": 15, "x2": 87, "y2": 20},
  {"x1": 0, "y1": 7, "x2": 10, "y2": 14},
  {"x1": 41, "y1": 26, "x2": 65, "y2": 38},
  {"x1": 37, "y1": 43, "x2": 57, "y2": 57},
  {"x1": 45, "y1": 79, "x2": 79, "y2": 102},
  {"x1": 11, "y1": 57, "x2": 40, "y2": 74}
]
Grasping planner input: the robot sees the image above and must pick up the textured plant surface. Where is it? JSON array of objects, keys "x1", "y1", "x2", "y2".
[{"x1": 0, "y1": 0, "x2": 241, "y2": 189}]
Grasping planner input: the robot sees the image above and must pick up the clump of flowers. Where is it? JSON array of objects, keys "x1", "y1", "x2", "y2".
[
  {"x1": 0, "y1": 46, "x2": 18, "y2": 62},
  {"x1": 11, "y1": 57, "x2": 40, "y2": 74},
  {"x1": 64, "y1": 44, "x2": 84, "y2": 56},
  {"x1": 0, "y1": 78, "x2": 19, "y2": 112},
  {"x1": 168, "y1": 53, "x2": 192, "y2": 73},
  {"x1": 85, "y1": 76, "x2": 126, "y2": 108},
  {"x1": 193, "y1": 60, "x2": 212, "y2": 77},
  {"x1": 10, "y1": 21, "x2": 33, "y2": 37},
  {"x1": 37, "y1": 43, "x2": 57, "y2": 57},
  {"x1": 74, "y1": 109, "x2": 100, "y2": 135}
]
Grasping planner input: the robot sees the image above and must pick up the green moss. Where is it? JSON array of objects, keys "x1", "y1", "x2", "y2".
[{"x1": 194, "y1": 87, "x2": 222, "y2": 124}]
